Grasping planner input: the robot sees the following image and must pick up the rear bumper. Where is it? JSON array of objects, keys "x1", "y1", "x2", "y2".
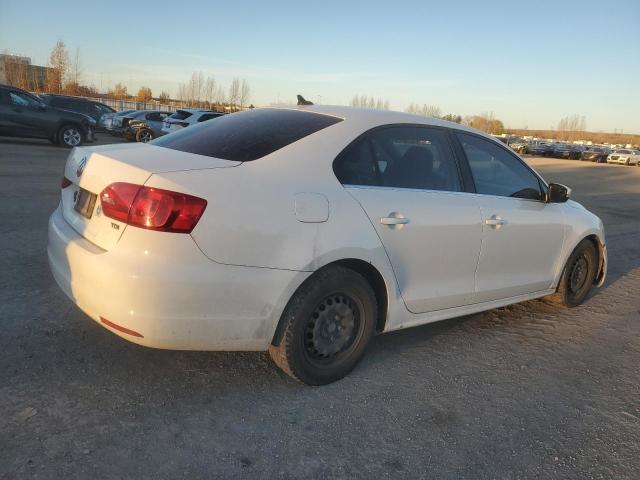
[{"x1": 47, "y1": 206, "x2": 308, "y2": 351}]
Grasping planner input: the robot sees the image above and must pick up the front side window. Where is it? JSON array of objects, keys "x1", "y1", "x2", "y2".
[
  {"x1": 334, "y1": 126, "x2": 461, "y2": 192},
  {"x1": 457, "y1": 132, "x2": 543, "y2": 200},
  {"x1": 9, "y1": 91, "x2": 40, "y2": 107}
]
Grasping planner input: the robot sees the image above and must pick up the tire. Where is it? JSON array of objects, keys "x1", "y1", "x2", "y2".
[
  {"x1": 269, "y1": 266, "x2": 377, "y2": 385},
  {"x1": 57, "y1": 124, "x2": 83, "y2": 148},
  {"x1": 136, "y1": 128, "x2": 154, "y2": 143},
  {"x1": 549, "y1": 239, "x2": 597, "y2": 307}
]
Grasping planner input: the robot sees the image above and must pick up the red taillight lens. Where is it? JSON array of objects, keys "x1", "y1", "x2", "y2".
[
  {"x1": 61, "y1": 176, "x2": 72, "y2": 188},
  {"x1": 99, "y1": 182, "x2": 207, "y2": 233},
  {"x1": 100, "y1": 183, "x2": 140, "y2": 223}
]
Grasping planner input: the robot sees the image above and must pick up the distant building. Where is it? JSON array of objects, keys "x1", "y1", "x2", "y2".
[{"x1": 0, "y1": 54, "x2": 51, "y2": 90}]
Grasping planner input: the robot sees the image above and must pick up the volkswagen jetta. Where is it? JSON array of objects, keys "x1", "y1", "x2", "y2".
[{"x1": 48, "y1": 106, "x2": 607, "y2": 385}]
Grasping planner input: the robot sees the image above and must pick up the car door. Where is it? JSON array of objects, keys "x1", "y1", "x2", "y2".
[
  {"x1": 334, "y1": 125, "x2": 482, "y2": 314},
  {"x1": 5, "y1": 89, "x2": 50, "y2": 138},
  {"x1": 455, "y1": 132, "x2": 566, "y2": 303},
  {"x1": 0, "y1": 88, "x2": 13, "y2": 135}
]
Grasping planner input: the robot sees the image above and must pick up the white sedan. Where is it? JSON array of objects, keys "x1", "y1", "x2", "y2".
[
  {"x1": 606, "y1": 149, "x2": 640, "y2": 166},
  {"x1": 48, "y1": 106, "x2": 607, "y2": 385},
  {"x1": 160, "y1": 109, "x2": 224, "y2": 135}
]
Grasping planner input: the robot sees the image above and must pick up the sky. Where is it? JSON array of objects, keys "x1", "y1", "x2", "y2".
[{"x1": 1, "y1": 0, "x2": 639, "y2": 132}]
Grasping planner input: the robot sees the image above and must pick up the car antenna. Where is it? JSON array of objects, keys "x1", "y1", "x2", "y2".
[{"x1": 297, "y1": 94, "x2": 314, "y2": 106}]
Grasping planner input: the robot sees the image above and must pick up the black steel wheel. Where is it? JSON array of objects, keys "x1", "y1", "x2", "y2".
[
  {"x1": 269, "y1": 265, "x2": 377, "y2": 385},
  {"x1": 550, "y1": 239, "x2": 598, "y2": 307}
]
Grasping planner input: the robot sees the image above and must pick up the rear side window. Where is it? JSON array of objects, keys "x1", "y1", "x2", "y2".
[
  {"x1": 197, "y1": 113, "x2": 223, "y2": 122},
  {"x1": 152, "y1": 109, "x2": 343, "y2": 161},
  {"x1": 333, "y1": 126, "x2": 461, "y2": 192},
  {"x1": 170, "y1": 110, "x2": 192, "y2": 121}
]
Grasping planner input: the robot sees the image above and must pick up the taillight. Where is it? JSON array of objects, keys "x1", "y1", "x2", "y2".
[
  {"x1": 99, "y1": 182, "x2": 207, "y2": 233},
  {"x1": 61, "y1": 176, "x2": 72, "y2": 188}
]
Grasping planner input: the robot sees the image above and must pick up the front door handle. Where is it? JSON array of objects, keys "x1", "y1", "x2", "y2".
[
  {"x1": 381, "y1": 212, "x2": 410, "y2": 230},
  {"x1": 485, "y1": 215, "x2": 507, "y2": 229}
]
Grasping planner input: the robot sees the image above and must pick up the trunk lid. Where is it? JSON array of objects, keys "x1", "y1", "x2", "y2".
[{"x1": 61, "y1": 143, "x2": 239, "y2": 250}]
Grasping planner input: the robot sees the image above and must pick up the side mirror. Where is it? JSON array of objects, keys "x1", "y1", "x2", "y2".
[
  {"x1": 546, "y1": 183, "x2": 571, "y2": 203},
  {"x1": 37, "y1": 103, "x2": 46, "y2": 111}
]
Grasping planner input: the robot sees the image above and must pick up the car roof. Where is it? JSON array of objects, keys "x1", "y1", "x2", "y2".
[{"x1": 272, "y1": 104, "x2": 497, "y2": 142}]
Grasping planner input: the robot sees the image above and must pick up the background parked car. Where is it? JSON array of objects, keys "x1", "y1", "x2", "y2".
[
  {"x1": 105, "y1": 109, "x2": 137, "y2": 134},
  {"x1": 161, "y1": 109, "x2": 224, "y2": 135},
  {"x1": 526, "y1": 142, "x2": 553, "y2": 156},
  {"x1": 551, "y1": 143, "x2": 577, "y2": 159},
  {"x1": 581, "y1": 146, "x2": 610, "y2": 163},
  {"x1": 607, "y1": 149, "x2": 640, "y2": 166},
  {"x1": 40, "y1": 94, "x2": 115, "y2": 130},
  {"x1": 0, "y1": 84, "x2": 94, "y2": 147},
  {"x1": 121, "y1": 110, "x2": 171, "y2": 141}
]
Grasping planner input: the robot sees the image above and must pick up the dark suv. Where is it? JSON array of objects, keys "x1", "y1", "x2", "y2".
[
  {"x1": 40, "y1": 94, "x2": 115, "y2": 128},
  {"x1": 0, "y1": 85, "x2": 94, "y2": 147}
]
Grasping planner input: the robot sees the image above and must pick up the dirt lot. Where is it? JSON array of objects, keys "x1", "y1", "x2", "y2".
[{"x1": 1, "y1": 136, "x2": 639, "y2": 479}]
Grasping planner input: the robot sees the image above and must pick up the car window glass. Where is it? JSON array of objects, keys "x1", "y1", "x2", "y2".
[
  {"x1": 9, "y1": 91, "x2": 40, "y2": 107},
  {"x1": 334, "y1": 126, "x2": 461, "y2": 192},
  {"x1": 170, "y1": 110, "x2": 192, "y2": 120},
  {"x1": 457, "y1": 132, "x2": 543, "y2": 200},
  {"x1": 153, "y1": 109, "x2": 342, "y2": 161},
  {"x1": 198, "y1": 113, "x2": 221, "y2": 122}
]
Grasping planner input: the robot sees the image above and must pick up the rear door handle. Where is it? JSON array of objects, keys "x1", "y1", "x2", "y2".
[
  {"x1": 485, "y1": 215, "x2": 506, "y2": 228},
  {"x1": 381, "y1": 212, "x2": 410, "y2": 230}
]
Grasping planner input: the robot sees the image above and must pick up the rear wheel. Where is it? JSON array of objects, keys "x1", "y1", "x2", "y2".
[
  {"x1": 550, "y1": 239, "x2": 597, "y2": 307},
  {"x1": 269, "y1": 266, "x2": 377, "y2": 385},
  {"x1": 57, "y1": 124, "x2": 83, "y2": 148},
  {"x1": 136, "y1": 128, "x2": 154, "y2": 143}
]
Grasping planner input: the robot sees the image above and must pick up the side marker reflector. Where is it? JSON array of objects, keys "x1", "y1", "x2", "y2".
[{"x1": 100, "y1": 317, "x2": 144, "y2": 338}]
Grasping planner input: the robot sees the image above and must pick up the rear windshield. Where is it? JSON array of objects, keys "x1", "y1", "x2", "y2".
[
  {"x1": 152, "y1": 108, "x2": 343, "y2": 161},
  {"x1": 170, "y1": 110, "x2": 193, "y2": 120}
]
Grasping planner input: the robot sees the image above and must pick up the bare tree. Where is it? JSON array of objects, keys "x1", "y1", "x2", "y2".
[
  {"x1": 47, "y1": 40, "x2": 69, "y2": 93},
  {"x1": 463, "y1": 112, "x2": 504, "y2": 134},
  {"x1": 214, "y1": 85, "x2": 226, "y2": 107},
  {"x1": 204, "y1": 76, "x2": 216, "y2": 108},
  {"x1": 228, "y1": 78, "x2": 240, "y2": 110},
  {"x1": 158, "y1": 91, "x2": 170, "y2": 104},
  {"x1": 109, "y1": 82, "x2": 128, "y2": 100},
  {"x1": 239, "y1": 79, "x2": 250, "y2": 108},
  {"x1": 557, "y1": 114, "x2": 587, "y2": 141},
  {"x1": 350, "y1": 94, "x2": 389, "y2": 110},
  {"x1": 136, "y1": 86, "x2": 153, "y2": 102},
  {"x1": 405, "y1": 103, "x2": 442, "y2": 118},
  {"x1": 65, "y1": 47, "x2": 82, "y2": 94}
]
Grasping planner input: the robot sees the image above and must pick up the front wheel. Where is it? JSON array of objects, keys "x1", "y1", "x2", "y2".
[
  {"x1": 269, "y1": 266, "x2": 377, "y2": 385},
  {"x1": 57, "y1": 124, "x2": 83, "y2": 148},
  {"x1": 549, "y1": 239, "x2": 597, "y2": 307},
  {"x1": 136, "y1": 128, "x2": 154, "y2": 143}
]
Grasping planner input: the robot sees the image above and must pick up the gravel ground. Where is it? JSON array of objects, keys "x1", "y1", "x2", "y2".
[{"x1": 1, "y1": 136, "x2": 638, "y2": 479}]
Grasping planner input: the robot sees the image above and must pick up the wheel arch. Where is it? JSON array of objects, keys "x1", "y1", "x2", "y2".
[
  {"x1": 270, "y1": 258, "x2": 390, "y2": 347},
  {"x1": 556, "y1": 232, "x2": 606, "y2": 290}
]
